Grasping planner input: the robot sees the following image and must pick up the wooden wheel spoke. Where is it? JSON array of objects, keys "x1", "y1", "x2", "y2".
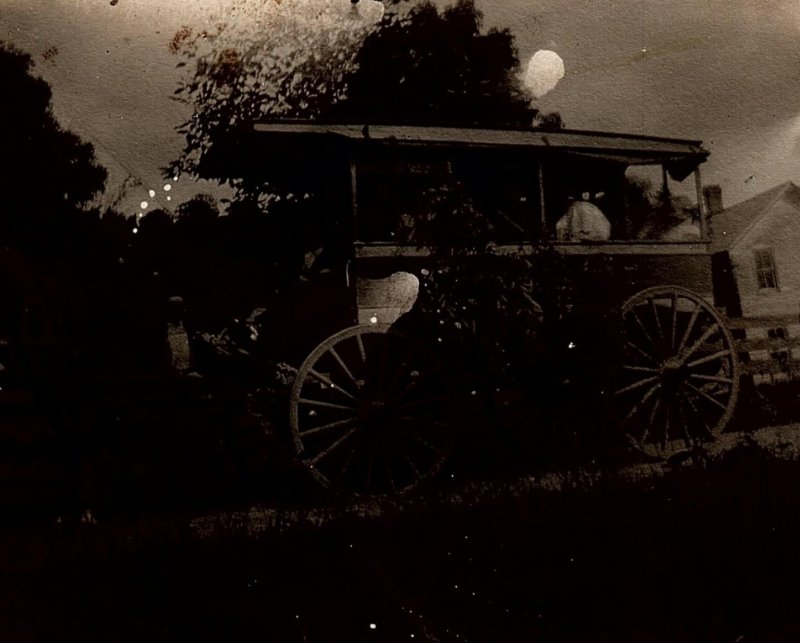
[
  {"x1": 625, "y1": 340, "x2": 659, "y2": 366},
  {"x1": 685, "y1": 349, "x2": 732, "y2": 370},
  {"x1": 299, "y1": 417, "x2": 356, "y2": 438},
  {"x1": 681, "y1": 323, "x2": 720, "y2": 362},
  {"x1": 649, "y1": 298, "x2": 664, "y2": 341},
  {"x1": 327, "y1": 347, "x2": 357, "y2": 387},
  {"x1": 645, "y1": 394, "x2": 662, "y2": 442},
  {"x1": 402, "y1": 452, "x2": 422, "y2": 480},
  {"x1": 309, "y1": 426, "x2": 359, "y2": 466},
  {"x1": 676, "y1": 302, "x2": 702, "y2": 355},
  {"x1": 355, "y1": 333, "x2": 367, "y2": 364},
  {"x1": 683, "y1": 381, "x2": 728, "y2": 412},
  {"x1": 298, "y1": 398, "x2": 354, "y2": 412},
  {"x1": 623, "y1": 383, "x2": 660, "y2": 423},
  {"x1": 622, "y1": 364, "x2": 659, "y2": 374},
  {"x1": 615, "y1": 375, "x2": 660, "y2": 396},
  {"x1": 670, "y1": 292, "x2": 678, "y2": 350},
  {"x1": 662, "y1": 399, "x2": 671, "y2": 449},
  {"x1": 674, "y1": 391, "x2": 691, "y2": 446},
  {"x1": 411, "y1": 435, "x2": 445, "y2": 456},
  {"x1": 679, "y1": 388, "x2": 714, "y2": 439},
  {"x1": 628, "y1": 308, "x2": 658, "y2": 353},
  {"x1": 688, "y1": 373, "x2": 734, "y2": 385},
  {"x1": 307, "y1": 367, "x2": 356, "y2": 400},
  {"x1": 639, "y1": 395, "x2": 661, "y2": 444}
]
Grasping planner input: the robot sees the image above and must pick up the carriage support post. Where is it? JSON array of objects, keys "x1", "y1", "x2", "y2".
[
  {"x1": 537, "y1": 160, "x2": 547, "y2": 234},
  {"x1": 694, "y1": 167, "x2": 708, "y2": 241}
]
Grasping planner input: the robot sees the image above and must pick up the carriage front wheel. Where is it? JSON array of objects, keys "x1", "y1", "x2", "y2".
[
  {"x1": 614, "y1": 286, "x2": 739, "y2": 458},
  {"x1": 289, "y1": 324, "x2": 454, "y2": 497}
]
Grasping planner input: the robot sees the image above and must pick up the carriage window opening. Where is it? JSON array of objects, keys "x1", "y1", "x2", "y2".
[
  {"x1": 449, "y1": 152, "x2": 539, "y2": 244},
  {"x1": 355, "y1": 154, "x2": 449, "y2": 243},
  {"x1": 754, "y1": 248, "x2": 778, "y2": 289},
  {"x1": 544, "y1": 157, "x2": 623, "y2": 240},
  {"x1": 623, "y1": 166, "x2": 700, "y2": 241},
  {"x1": 355, "y1": 149, "x2": 539, "y2": 245}
]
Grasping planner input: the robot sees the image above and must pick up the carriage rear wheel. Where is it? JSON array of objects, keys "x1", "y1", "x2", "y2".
[
  {"x1": 614, "y1": 286, "x2": 739, "y2": 458},
  {"x1": 289, "y1": 324, "x2": 454, "y2": 497}
]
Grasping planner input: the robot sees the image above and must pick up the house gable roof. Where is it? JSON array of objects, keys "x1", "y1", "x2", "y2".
[{"x1": 710, "y1": 181, "x2": 800, "y2": 253}]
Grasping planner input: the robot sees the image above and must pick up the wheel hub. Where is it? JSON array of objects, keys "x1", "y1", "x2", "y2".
[
  {"x1": 660, "y1": 356, "x2": 687, "y2": 389},
  {"x1": 358, "y1": 397, "x2": 388, "y2": 425}
]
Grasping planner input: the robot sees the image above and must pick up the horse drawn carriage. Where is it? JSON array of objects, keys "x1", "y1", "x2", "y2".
[{"x1": 222, "y1": 122, "x2": 739, "y2": 497}]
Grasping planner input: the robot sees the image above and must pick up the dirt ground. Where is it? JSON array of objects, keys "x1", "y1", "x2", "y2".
[{"x1": 4, "y1": 417, "x2": 800, "y2": 642}]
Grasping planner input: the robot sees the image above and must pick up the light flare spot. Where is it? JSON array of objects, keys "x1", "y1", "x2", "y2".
[{"x1": 523, "y1": 50, "x2": 565, "y2": 98}]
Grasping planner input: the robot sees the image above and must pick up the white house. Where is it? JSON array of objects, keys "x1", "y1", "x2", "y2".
[{"x1": 710, "y1": 181, "x2": 800, "y2": 383}]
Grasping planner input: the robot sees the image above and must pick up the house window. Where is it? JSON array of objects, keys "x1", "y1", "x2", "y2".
[
  {"x1": 768, "y1": 327, "x2": 787, "y2": 340},
  {"x1": 754, "y1": 248, "x2": 778, "y2": 289}
]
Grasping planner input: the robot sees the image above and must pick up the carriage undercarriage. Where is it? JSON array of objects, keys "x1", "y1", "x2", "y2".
[{"x1": 289, "y1": 281, "x2": 739, "y2": 497}]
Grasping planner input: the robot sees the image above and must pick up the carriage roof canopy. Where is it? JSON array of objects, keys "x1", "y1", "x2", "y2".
[{"x1": 250, "y1": 122, "x2": 709, "y2": 179}]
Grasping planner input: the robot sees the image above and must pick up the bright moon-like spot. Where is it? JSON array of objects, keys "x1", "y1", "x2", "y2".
[
  {"x1": 140, "y1": 201, "x2": 149, "y2": 209},
  {"x1": 524, "y1": 50, "x2": 565, "y2": 99},
  {"x1": 164, "y1": 184, "x2": 172, "y2": 192},
  {"x1": 350, "y1": 0, "x2": 384, "y2": 25},
  {"x1": 148, "y1": 189, "x2": 156, "y2": 197}
]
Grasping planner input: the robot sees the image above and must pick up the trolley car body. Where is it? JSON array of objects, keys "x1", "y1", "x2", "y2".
[{"x1": 231, "y1": 122, "x2": 738, "y2": 495}]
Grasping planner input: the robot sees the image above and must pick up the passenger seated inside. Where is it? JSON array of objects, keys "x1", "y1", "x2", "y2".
[{"x1": 556, "y1": 192, "x2": 611, "y2": 241}]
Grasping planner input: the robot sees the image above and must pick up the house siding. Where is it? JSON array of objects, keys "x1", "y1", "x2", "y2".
[{"x1": 729, "y1": 198, "x2": 800, "y2": 320}]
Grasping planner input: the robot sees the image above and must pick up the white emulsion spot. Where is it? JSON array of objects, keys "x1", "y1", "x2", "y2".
[
  {"x1": 163, "y1": 184, "x2": 172, "y2": 192},
  {"x1": 140, "y1": 201, "x2": 149, "y2": 210},
  {"x1": 523, "y1": 50, "x2": 565, "y2": 99},
  {"x1": 148, "y1": 189, "x2": 156, "y2": 198}
]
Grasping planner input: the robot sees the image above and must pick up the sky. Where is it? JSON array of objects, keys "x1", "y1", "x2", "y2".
[{"x1": 2, "y1": 0, "x2": 800, "y2": 214}]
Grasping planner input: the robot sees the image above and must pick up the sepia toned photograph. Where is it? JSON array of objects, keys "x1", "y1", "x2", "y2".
[{"x1": 1, "y1": 0, "x2": 800, "y2": 640}]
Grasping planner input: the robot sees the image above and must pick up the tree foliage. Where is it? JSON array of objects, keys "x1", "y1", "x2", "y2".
[
  {"x1": 167, "y1": 0, "x2": 385, "y2": 190},
  {"x1": 168, "y1": 0, "x2": 559, "y2": 197},
  {"x1": 331, "y1": 0, "x2": 544, "y2": 127},
  {"x1": 0, "y1": 42, "x2": 107, "y2": 254}
]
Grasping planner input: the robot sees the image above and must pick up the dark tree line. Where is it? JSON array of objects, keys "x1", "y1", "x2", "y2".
[{"x1": 1, "y1": 0, "x2": 565, "y2": 384}]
